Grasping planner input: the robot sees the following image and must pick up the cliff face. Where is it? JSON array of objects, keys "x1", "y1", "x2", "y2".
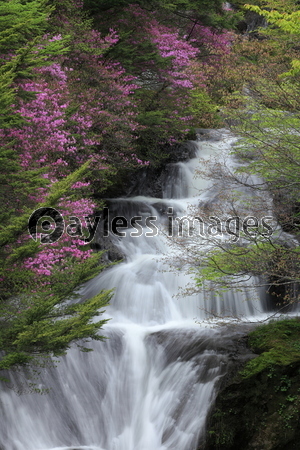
[{"x1": 204, "y1": 319, "x2": 300, "y2": 450}]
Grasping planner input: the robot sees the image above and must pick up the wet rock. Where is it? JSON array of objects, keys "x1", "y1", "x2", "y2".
[
  {"x1": 92, "y1": 230, "x2": 125, "y2": 263},
  {"x1": 195, "y1": 128, "x2": 227, "y2": 142},
  {"x1": 130, "y1": 140, "x2": 199, "y2": 198}
]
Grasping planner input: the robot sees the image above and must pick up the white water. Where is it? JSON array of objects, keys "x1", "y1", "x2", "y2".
[{"x1": 0, "y1": 130, "x2": 273, "y2": 450}]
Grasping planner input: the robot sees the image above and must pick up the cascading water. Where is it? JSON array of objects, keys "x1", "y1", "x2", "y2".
[{"x1": 0, "y1": 130, "x2": 274, "y2": 450}]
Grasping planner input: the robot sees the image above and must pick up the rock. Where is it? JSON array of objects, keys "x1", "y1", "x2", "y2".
[
  {"x1": 92, "y1": 227, "x2": 125, "y2": 263},
  {"x1": 195, "y1": 128, "x2": 227, "y2": 142},
  {"x1": 204, "y1": 359, "x2": 300, "y2": 450},
  {"x1": 129, "y1": 140, "x2": 199, "y2": 198}
]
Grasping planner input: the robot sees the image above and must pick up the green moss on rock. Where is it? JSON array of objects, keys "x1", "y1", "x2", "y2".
[
  {"x1": 242, "y1": 318, "x2": 300, "y2": 378},
  {"x1": 205, "y1": 318, "x2": 300, "y2": 450}
]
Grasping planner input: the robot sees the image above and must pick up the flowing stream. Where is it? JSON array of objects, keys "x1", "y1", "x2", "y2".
[{"x1": 0, "y1": 130, "x2": 275, "y2": 450}]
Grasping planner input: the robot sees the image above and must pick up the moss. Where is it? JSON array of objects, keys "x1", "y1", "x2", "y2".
[
  {"x1": 206, "y1": 362, "x2": 300, "y2": 449},
  {"x1": 205, "y1": 318, "x2": 300, "y2": 450},
  {"x1": 241, "y1": 318, "x2": 300, "y2": 378}
]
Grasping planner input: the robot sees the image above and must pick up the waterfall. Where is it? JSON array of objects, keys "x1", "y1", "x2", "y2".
[{"x1": 0, "y1": 130, "x2": 273, "y2": 450}]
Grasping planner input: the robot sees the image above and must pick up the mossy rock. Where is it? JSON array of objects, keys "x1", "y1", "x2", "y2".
[
  {"x1": 205, "y1": 318, "x2": 300, "y2": 450},
  {"x1": 206, "y1": 362, "x2": 300, "y2": 449}
]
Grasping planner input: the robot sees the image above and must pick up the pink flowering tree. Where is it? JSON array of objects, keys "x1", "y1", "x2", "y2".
[
  {"x1": 1, "y1": 0, "x2": 236, "y2": 297},
  {"x1": 1, "y1": 0, "x2": 234, "y2": 293},
  {"x1": 0, "y1": 1, "x2": 150, "y2": 298},
  {"x1": 100, "y1": 4, "x2": 233, "y2": 162}
]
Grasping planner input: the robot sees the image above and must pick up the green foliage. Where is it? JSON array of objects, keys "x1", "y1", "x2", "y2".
[
  {"x1": 0, "y1": 160, "x2": 92, "y2": 250},
  {"x1": 0, "y1": 0, "x2": 51, "y2": 54},
  {"x1": 84, "y1": 0, "x2": 224, "y2": 22},
  {"x1": 245, "y1": 4, "x2": 300, "y2": 34},
  {"x1": 195, "y1": 240, "x2": 299, "y2": 285},
  {"x1": 233, "y1": 108, "x2": 300, "y2": 198},
  {"x1": 232, "y1": 0, "x2": 265, "y2": 6},
  {"x1": 245, "y1": 2, "x2": 300, "y2": 76},
  {"x1": 83, "y1": 0, "x2": 242, "y2": 35},
  {"x1": 0, "y1": 251, "x2": 110, "y2": 377},
  {"x1": 187, "y1": 88, "x2": 221, "y2": 127},
  {"x1": 106, "y1": 35, "x2": 166, "y2": 78},
  {"x1": 0, "y1": 140, "x2": 48, "y2": 230},
  {"x1": 241, "y1": 318, "x2": 300, "y2": 377},
  {"x1": 193, "y1": 92, "x2": 300, "y2": 303},
  {"x1": 0, "y1": 154, "x2": 112, "y2": 377},
  {"x1": 0, "y1": 289, "x2": 111, "y2": 371},
  {"x1": 0, "y1": 0, "x2": 69, "y2": 128}
]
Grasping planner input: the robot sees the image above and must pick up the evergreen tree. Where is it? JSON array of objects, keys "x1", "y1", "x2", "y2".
[{"x1": 0, "y1": 0, "x2": 111, "y2": 378}]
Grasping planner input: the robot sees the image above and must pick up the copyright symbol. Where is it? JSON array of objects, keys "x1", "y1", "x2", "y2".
[{"x1": 28, "y1": 207, "x2": 64, "y2": 244}]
